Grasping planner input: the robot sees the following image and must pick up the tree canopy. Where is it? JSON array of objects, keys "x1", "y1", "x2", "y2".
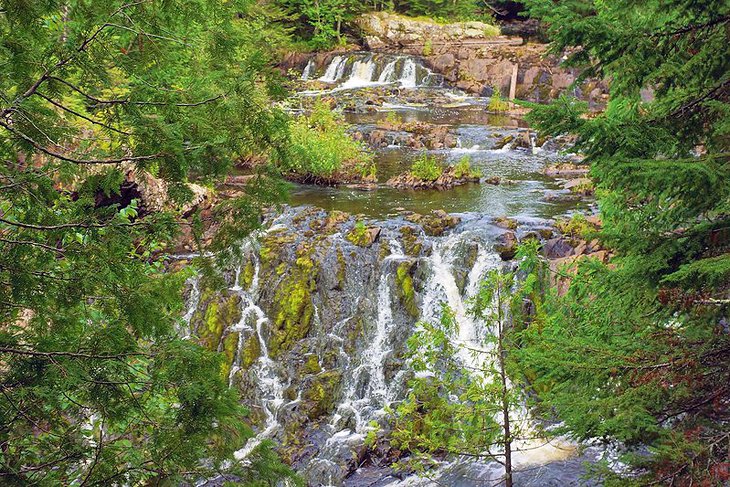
[
  {"x1": 520, "y1": 0, "x2": 730, "y2": 483},
  {"x1": 0, "y1": 0, "x2": 296, "y2": 484}
]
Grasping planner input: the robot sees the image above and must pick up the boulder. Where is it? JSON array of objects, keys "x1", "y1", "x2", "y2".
[{"x1": 494, "y1": 231, "x2": 518, "y2": 260}]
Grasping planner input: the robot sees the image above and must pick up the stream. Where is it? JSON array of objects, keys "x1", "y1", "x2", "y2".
[{"x1": 189, "y1": 52, "x2": 605, "y2": 486}]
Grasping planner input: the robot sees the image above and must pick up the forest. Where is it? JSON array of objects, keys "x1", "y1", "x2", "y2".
[{"x1": 0, "y1": 0, "x2": 728, "y2": 486}]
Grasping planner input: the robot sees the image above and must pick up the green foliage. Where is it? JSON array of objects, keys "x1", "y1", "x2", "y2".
[
  {"x1": 488, "y1": 86, "x2": 509, "y2": 112},
  {"x1": 410, "y1": 154, "x2": 443, "y2": 181},
  {"x1": 275, "y1": 0, "x2": 365, "y2": 50},
  {"x1": 453, "y1": 155, "x2": 482, "y2": 178},
  {"x1": 286, "y1": 100, "x2": 375, "y2": 181},
  {"x1": 0, "y1": 1, "x2": 297, "y2": 484},
  {"x1": 392, "y1": 248, "x2": 544, "y2": 484},
  {"x1": 521, "y1": 0, "x2": 730, "y2": 482}
]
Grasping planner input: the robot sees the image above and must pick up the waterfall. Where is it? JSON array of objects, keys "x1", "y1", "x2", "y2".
[
  {"x1": 339, "y1": 56, "x2": 378, "y2": 89},
  {"x1": 377, "y1": 60, "x2": 397, "y2": 83},
  {"x1": 399, "y1": 58, "x2": 418, "y2": 88},
  {"x1": 300, "y1": 59, "x2": 315, "y2": 81},
  {"x1": 319, "y1": 55, "x2": 347, "y2": 83},
  {"x1": 316, "y1": 53, "x2": 440, "y2": 90}
]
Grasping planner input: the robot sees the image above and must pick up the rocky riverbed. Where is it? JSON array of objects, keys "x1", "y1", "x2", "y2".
[{"x1": 185, "y1": 49, "x2": 601, "y2": 486}]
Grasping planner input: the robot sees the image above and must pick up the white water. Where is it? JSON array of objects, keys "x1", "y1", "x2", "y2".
[
  {"x1": 399, "y1": 58, "x2": 418, "y2": 88},
  {"x1": 314, "y1": 53, "x2": 440, "y2": 90},
  {"x1": 301, "y1": 59, "x2": 315, "y2": 81}
]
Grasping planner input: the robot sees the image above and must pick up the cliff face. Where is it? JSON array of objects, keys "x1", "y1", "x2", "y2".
[{"x1": 351, "y1": 12, "x2": 607, "y2": 105}]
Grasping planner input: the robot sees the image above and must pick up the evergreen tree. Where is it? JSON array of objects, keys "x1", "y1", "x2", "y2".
[
  {"x1": 0, "y1": 1, "x2": 296, "y2": 484},
  {"x1": 520, "y1": 0, "x2": 730, "y2": 483}
]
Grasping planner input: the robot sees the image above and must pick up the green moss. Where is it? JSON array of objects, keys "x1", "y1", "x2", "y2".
[
  {"x1": 303, "y1": 370, "x2": 342, "y2": 419},
  {"x1": 199, "y1": 294, "x2": 242, "y2": 351},
  {"x1": 400, "y1": 226, "x2": 423, "y2": 256},
  {"x1": 241, "y1": 334, "x2": 261, "y2": 369},
  {"x1": 346, "y1": 220, "x2": 371, "y2": 247},
  {"x1": 396, "y1": 262, "x2": 419, "y2": 318},
  {"x1": 302, "y1": 354, "x2": 322, "y2": 375},
  {"x1": 269, "y1": 254, "x2": 318, "y2": 358},
  {"x1": 220, "y1": 332, "x2": 240, "y2": 378},
  {"x1": 378, "y1": 238, "x2": 391, "y2": 261},
  {"x1": 241, "y1": 260, "x2": 255, "y2": 289}
]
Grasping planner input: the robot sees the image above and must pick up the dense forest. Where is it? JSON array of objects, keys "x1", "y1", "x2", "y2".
[{"x1": 1, "y1": 0, "x2": 728, "y2": 486}]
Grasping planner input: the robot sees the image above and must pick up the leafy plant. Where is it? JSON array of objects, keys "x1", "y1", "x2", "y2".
[
  {"x1": 287, "y1": 100, "x2": 375, "y2": 180},
  {"x1": 453, "y1": 155, "x2": 482, "y2": 178},
  {"x1": 488, "y1": 85, "x2": 509, "y2": 112},
  {"x1": 410, "y1": 154, "x2": 443, "y2": 181}
]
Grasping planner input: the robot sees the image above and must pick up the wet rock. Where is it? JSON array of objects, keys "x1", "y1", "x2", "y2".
[
  {"x1": 404, "y1": 210, "x2": 461, "y2": 237},
  {"x1": 386, "y1": 165, "x2": 480, "y2": 190},
  {"x1": 494, "y1": 231, "x2": 518, "y2": 260},
  {"x1": 492, "y1": 134, "x2": 514, "y2": 150},
  {"x1": 494, "y1": 216, "x2": 518, "y2": 230},
  {"x1": 544, "y1": 163, "x2": 590, "y2": 177}
]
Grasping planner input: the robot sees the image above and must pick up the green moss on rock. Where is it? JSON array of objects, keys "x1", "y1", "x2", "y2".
[
  {"x1": 241, "y1": 334, "x2": 261, "y2": 369},
  {"x1": 269, "y1": 254, "x2": 318, "y2": 358},
  {"x1": 400, "y1": 226, "x2": 423, "y2": 257},
  {"x1": 220, "y1": 332, "x2": 239, "y2": 378},
  {"x1": 303, "y1": 370, "x2": 342, "y2": 419},
  {"x1": 396, "y1": 262, "x2": 419, "y2": 318},
  {"x1": 198, "y1": 294, "x2": 242, "y2": 351}
]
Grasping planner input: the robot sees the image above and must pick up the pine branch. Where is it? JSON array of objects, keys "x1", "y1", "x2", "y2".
[
  {"x1": 48, "y1": 76, "x2": 224, "y2": 107},
  {"x1": 35, "y1": 92, "x2": 132, "y2": 136},
  {"x1": 0, "y1": 120, "x2": 163, "y2": 165},
  {"x1": 0, "y1": 347, "x2": 150, "y2": 360}
]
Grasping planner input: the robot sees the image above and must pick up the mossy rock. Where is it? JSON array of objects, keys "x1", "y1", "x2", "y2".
[
  {"x1": 301, "y1": 354, "x2": 322, "y2": 375},
  {"x1": 396, "y1": 261, "x2": 419, "y2": 318},
  {"x1": 241, "y1": 334, "x2": 261, "y2": 369},
  {"x1": 220, "y1": 332, "x2": 240, "y2": 378},
  {"x1": 336, "y1": 246, "x2": 347, "y2": 290},
  {"x1": 196, "y1": 293, "x2": 242, "y2": 352},
  {"x1": 405, "y1": 210, "x2": 460, "y2": 237},
  {"x1": 241, "y1": 260, "x2": 255, "y2": 289},
  {"x1": 400, "y1": 226, "x2": 423, "y2": 257},
  {"x1": 269, "y1": 254, "x2": 318, "y2": 358},
  {"x1": 303, "y1": 370, "x2": 342, "y2": 420}
]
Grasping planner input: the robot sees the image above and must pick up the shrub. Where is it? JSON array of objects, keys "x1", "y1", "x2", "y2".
[
  {"x1": 287, "y1": 100, "x2": 374, "y2": 179},
  {"x1": 410, "y1": 154, "x2": 443, "y2": 181},
  {"x1": 488, "y1": 85, "x2": 509, "y2": 112},
  {"x1": 423, "y1": 38, "x2": 433, "y2": 56},
  {"x1": 453, "y1": 155, "x2": 482, "y2": 178}
]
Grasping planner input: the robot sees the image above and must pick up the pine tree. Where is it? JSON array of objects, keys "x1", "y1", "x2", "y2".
[
  {"x1": 520, "y1": 0, "x2": 730, "y2": 483},
  {"x1": 0, "y1": 1, "x2": 297, "y2": 484}
]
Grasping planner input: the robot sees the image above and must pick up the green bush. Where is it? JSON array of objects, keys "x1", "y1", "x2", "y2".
[
  {"x1": 488, "y1": 86, "x2": 509, "y2": 112},
  {"x1": 453, "y1": 155, "x2": 482, "y2": 178},
  {"x1": 410, "y1": 154, "x2": 443, "y2": 181},
  {"x1": 287, "y1": 100, "x2": 374, "y2": 179}
]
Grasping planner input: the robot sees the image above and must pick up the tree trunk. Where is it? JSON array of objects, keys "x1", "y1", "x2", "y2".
[{"x1": 497, "y1": 284, "x2": 513, "y2": 487}]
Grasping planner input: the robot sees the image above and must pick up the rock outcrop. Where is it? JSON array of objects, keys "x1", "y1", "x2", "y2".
[{"x1": 386, "y1": 165, "x2": 481, "y2": 190}]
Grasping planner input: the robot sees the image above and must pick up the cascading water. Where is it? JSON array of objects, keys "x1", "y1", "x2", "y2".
[
  {"x1": 301, "y1": 59, "x2": 315, "y2": 81},
  {"x1": 313, "y1": 53, "x2": 442, "y2": 90}
]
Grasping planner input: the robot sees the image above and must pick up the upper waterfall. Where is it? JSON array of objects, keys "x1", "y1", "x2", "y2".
[{"x1": 314, "y1": 52, "x2": 444, "y2": 90}]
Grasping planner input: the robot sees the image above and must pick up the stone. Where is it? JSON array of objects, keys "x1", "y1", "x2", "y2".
[{"x1": 494, "y1": 231, "x2": 518, "y2": 260}]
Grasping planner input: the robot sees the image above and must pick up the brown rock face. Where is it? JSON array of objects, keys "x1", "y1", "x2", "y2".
[{"x1": 347, "y1": 12, "x2": 608, "y2": 105}]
